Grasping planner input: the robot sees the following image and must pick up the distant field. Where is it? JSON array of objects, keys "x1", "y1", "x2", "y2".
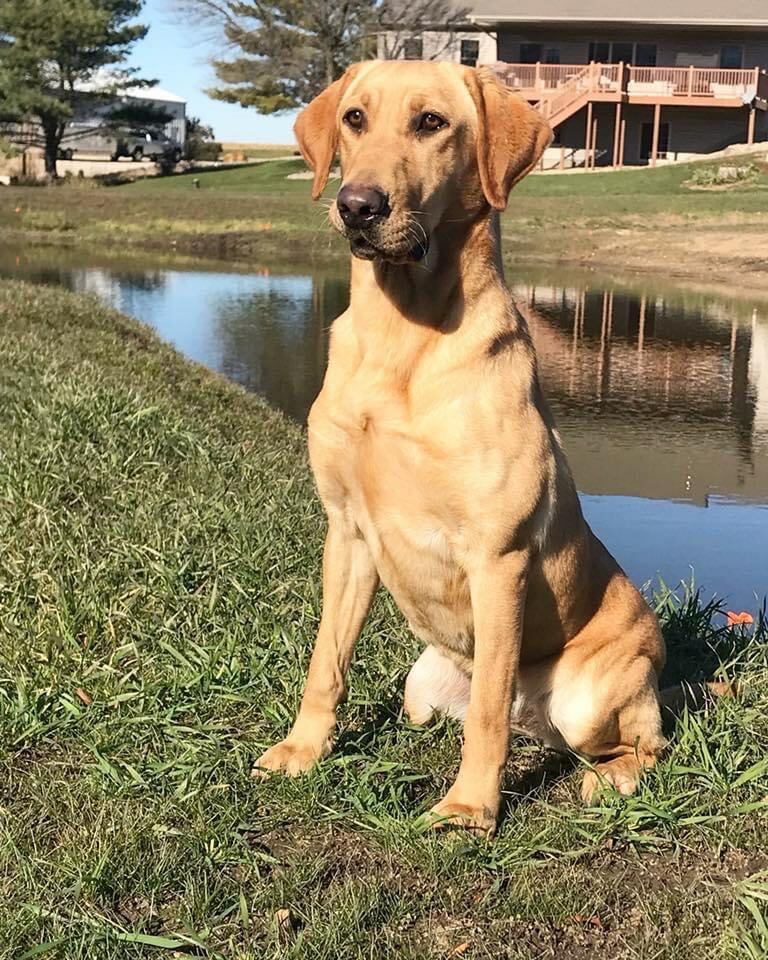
[{"x1": 220, "y1": 142, "x2": 298, "y2": 159}]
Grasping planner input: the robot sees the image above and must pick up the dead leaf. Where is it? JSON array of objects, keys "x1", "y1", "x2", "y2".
[
  {"x1": 75, "y1": 687, "x2": 93, "y2": 706},
  {"x1": 274, "y1": 908, "x2": 296, "y2": 941},
  {"x1": 448, "y1": 943, "x2": 470, "y2": 957},
  {"x1": 570, "y1": 914, "x2": 604, "y2": 930}
]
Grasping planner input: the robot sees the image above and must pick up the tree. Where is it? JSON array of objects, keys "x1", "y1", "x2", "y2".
[
  {"x1": 175, "y1": 0, "x2": 470, "y2": 115},
  {"x1": 0, "y1": 0, "x2": 154, "y2": 177},
  {"x1": 186, "y1": 115, "x2": 216, "y2": 144},
  {"x1": 185, "y1": 115, "x2": 220, "y2": 160}
]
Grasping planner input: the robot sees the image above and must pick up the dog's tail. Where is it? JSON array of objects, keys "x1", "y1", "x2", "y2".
[{"x1": 659, "y1": 680, "x2": 738, "y2": 732}]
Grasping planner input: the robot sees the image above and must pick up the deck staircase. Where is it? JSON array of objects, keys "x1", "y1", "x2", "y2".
[{"x1": 534, "y1": 63, "x2": 595, "y2": 129}]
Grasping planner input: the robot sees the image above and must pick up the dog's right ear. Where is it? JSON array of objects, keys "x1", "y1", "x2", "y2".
[{"x1": 294, "y1": 67, "x2": 358, "y2": 200}]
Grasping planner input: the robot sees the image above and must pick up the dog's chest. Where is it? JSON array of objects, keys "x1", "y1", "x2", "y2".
[{"x1": 309, "y1": 382, "x2": 474, "y2": 650}]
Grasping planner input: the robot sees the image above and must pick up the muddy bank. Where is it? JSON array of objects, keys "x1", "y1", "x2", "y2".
[{"x1": 7, "y1": 218, "x2": 768, "y2": 298}]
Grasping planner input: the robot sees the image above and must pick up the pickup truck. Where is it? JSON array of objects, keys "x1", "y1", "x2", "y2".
[{"x1": 57, "y1": 127, "x2": 183, "y2": 164}]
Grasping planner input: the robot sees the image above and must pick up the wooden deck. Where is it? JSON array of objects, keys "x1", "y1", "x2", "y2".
[
  {"x1": 495, "y1": 62, "x2": 764, "y2": 109},
  {"x1": 492, "y1": 61, "x2": 768, "y2": 167}
]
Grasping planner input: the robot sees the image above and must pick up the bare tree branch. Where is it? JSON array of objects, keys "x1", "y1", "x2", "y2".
[{"x1": 171, "y1": 0, "x2": 473, "y2": 114}]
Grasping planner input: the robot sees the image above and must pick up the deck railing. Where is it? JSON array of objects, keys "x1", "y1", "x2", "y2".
[
  {"x1": 537, "y1": 64, "x2": 592, "y2": 121},
  {"x1": 495, "y1": 62, "x2": 761, "y2": 103},
  {"x1": 627, "y1": 66, "x2": 757, "y2": 98},
  {"x1": 500, "y1": 63, "x2": 580, "y2": 90}
]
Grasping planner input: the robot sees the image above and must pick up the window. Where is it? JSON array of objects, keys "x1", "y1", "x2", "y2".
[
  {"x1": 635, "y1": 43, "x2": 657, "y2": 67},
  {"x1": 611, "y1": 42, "x2": 634, "y2": 64},
  {"x1": 640, "y1": 121, "x2": 670, "y2": 161},
  {"x1": 460, "y1": 39, "x2": 480, "y2": 67},
  {"x1": 403, "y1": 37, "x2": 423, "y2": 60},
  {"x1": 520, "y1": 43, "x2": 543, "y2": 63},
  {"x1": 720, "y1": 45, "x2": 743, "y2": 69},
  {"x1": 588, "y1": 41, "x2": 657, "y2": 65},
  {"x1": 544, "y1": 48, "x2": 561, "y2": 64}
]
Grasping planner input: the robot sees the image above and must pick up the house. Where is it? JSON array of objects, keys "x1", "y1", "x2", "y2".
[
  {"x1": 5, "y1": 82, "x2": 187, "y2": 159},
  {"x1": 63, "y1": 84, "x2": 187, "y2": 155},
  {"x1": 379, "y1": 1, "x2": 768, "y2": 166}
]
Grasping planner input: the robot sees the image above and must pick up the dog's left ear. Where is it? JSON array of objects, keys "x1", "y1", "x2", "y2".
[
  {"x1": 294, "y1": 66, "x2": 359, "y2": 200},
  {"x1": 464, "y1": 68, "x2": 552, "y2": 211}
]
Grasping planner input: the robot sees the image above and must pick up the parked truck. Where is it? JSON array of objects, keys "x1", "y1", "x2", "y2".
[{"x1": 57, "y1": 124, "x2": 183, "y2": 164}]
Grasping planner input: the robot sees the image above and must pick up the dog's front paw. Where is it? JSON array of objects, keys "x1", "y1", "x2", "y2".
[
  {"x1": 580, "y1": 756, "x2": 644, "y2": 805},
  {"x1": 425, "y1": 792, "x2": 498, "y2": 836},
  {"x1": 252, "y1": 738, "x2": 327, "y2": 779}
]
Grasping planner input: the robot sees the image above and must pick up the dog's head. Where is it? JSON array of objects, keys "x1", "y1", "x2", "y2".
[{"x1": 294, "y1": 60, "x2": 551, "y2": 264}]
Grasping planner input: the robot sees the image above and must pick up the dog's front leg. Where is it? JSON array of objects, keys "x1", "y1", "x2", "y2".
[
  {"x1": 254, "y1": 521, "x2": 378, "y2": 777},
  {"x1": 428, "y1": 550, "x2": 529, "y2": 835}
]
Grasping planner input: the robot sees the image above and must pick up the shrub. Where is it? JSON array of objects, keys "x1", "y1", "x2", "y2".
[
  {"x1": 0, "y1": 136, "x2": 21, "y2": 159},
  {"x1": 687, "y1": 163, "x2": 758, "y2": 188},
  {"x1": 186, "y1": 139, "x2": 222, "y2": 161}
]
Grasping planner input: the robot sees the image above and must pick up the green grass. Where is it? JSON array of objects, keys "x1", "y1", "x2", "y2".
[
  {"x1": 129, "y1": 159, "x2": 312, "y2": 193},
  {"x1": 1, "y1": 279, "x2": 768, "y2": 959},
  {"x1": 125, "y1": 154, "x2": 768, "y2": 198}
]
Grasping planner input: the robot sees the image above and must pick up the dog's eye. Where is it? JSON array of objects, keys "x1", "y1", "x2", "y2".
[
  {"x1": 417, "y1": 112, "x2": 448, "y2": 133},
  {"x1": 343, "y1": 109, "x2": 365, "y2": 131}
]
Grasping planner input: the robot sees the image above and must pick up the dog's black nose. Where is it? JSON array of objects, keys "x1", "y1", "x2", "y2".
[{"x1": 336, "y1": 184, "x2": 389, "y2": 229}]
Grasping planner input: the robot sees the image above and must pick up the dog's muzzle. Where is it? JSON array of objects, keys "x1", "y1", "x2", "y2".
[
  {"x1": 337, "y1": 183, "x2": 390, "y2": 231},
  {"x1": 335, "y1": 183, "x2": 429, "y2": 263}
]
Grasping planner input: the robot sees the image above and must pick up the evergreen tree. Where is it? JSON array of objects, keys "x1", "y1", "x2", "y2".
[
  {"x1": 0, "y1": 0, "x2": 153, "y2": 176},
  {"x1": 179, "y1": 0, "x2": 468, "y2": 114},
  {"x1": 208, "y1": 0, "x2": 375, "y2": 113}
]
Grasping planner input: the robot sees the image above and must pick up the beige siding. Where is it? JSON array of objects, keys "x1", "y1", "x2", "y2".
[{"x1": 378, "y1": 30, "x2": 496, "y2": 64}]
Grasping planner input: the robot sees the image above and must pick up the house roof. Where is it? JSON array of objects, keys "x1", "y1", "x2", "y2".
[
  {"x1": 465, "y1": 0, "x2": 768, "y2": 28},
  {"x1": 74, "y1": 72, "x2": 186, "y2": 104},
  {"x1": 123, "y1": 85, "x2": 186, "y2": 104}
]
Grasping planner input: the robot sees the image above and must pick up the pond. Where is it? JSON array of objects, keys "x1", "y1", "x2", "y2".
[{"x1": 2, "y1": 246, "x2": 767, "y2": 614}]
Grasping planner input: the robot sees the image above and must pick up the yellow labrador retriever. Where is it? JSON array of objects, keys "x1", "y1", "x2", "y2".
[{"x1": 255, "y1": 60, "x2": 667, "y2": 833}]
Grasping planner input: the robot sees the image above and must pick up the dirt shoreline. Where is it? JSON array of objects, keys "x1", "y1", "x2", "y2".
[{"x1": 8, "y1": 223, "x2": 768, "y2": 302}]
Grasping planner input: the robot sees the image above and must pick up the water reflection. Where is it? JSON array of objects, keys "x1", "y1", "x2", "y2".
[
  {"x1": 2, "y1": 248, "x2": 766, "y2": 609},
  {"x1": 3, "y1": 251, "x2": 344, "y2": 421},
  {"x1": 517, "y1": 285, "x2": 768, "y2": 505},
  {"x1": 211, "y1": 274, "x2": 346, "y2": 420}
]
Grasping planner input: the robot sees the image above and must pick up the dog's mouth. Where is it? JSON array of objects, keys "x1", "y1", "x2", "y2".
[
  {"x1": 330, "y1": 200, "x2": 430, "y2": 264},
  {"x1": 349, "y1": 233, "x2": 429, "y2": 263}
]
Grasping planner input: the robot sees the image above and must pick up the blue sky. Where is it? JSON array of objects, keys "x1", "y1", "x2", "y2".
[{"x1": 127, "y1": 0, "x2": 297, "y2": 143}]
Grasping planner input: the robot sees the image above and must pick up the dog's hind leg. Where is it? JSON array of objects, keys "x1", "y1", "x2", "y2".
[
  {"x1": 547, "y1": 642, "x2": 668, "y2": 804},
  {"x1": 404, "y1": 645, "x2": 470, "y2": 725}
]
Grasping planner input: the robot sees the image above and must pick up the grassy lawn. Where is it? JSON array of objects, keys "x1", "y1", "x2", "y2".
[
  {"x1": 130, "y1": 160, "x2": 312, "y2": 193},
  {"x1": 1, "y1": 280, "x2": 768, "y2": 959},
  {"x1": 2, "y1": 152, "x2": 768, "y2": 285}
]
